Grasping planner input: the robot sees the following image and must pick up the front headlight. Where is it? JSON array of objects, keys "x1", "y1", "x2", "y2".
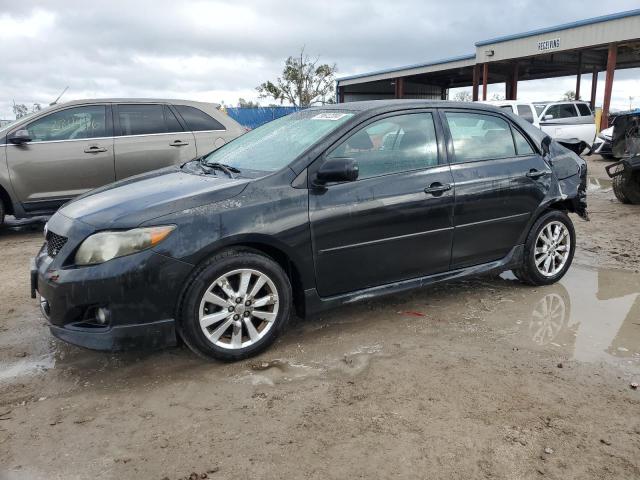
[{"x1": 74, "y1": 225, "x2": 176, "y2": 266}]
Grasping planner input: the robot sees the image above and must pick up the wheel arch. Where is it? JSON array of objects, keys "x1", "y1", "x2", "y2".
[
  {"x1": 0, "y1": 183, "x2": 15, "y2": 216},
  {"x1": 178, "y1": 235, "x2": 310, "y2": 321}
]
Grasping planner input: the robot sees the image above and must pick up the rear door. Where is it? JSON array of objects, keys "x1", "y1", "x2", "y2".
[
  {"x1": 309, "y1": 110, "x2": 455, "y2": 297},
  {"x1": 113, "y1": 103, "x2": 196, "y2": 179},
  {"x1": 441, "y1": 109, "x2": 551, "y2": 268},
  {"x1": 6, "y1": 104, "x2": 114, "y2": 212}
]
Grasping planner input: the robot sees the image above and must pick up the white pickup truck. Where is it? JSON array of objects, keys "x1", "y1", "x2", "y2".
[{"x1": 484, "y1": 100, "x2": 597, "y2": 152}]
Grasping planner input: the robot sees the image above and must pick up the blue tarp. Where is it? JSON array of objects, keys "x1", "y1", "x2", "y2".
[{"x1": 225, "y1": 107, "x2": 303, "y2": 130}]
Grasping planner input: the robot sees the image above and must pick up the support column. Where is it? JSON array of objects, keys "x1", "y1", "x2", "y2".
[
  {"x1": 472, "y1": 64, "x2": 480, "y2": 101},
  {"x1": 590, "y1": 67, "x2": 598, "y2": 109},
  {"x1": 440, "y1": 87, "x2": 447, "y2": 100},
  {"x1": 505, "y1": 63, "x2": 518, "y2": 100},
  {"x1": 575, "y1": 51, "x2": 582, "y2": 100},
  {"x1": 338, "y1": 86, "x2": 345, "y2": 104},
  {"x1": 482, "y1": 63, "x2": 489, "y2": 101},
  {"x1": 394, "y1": 77, "x2": 405, "y2": 99},
  {"x1": 600, "y1": 43, "x2": 617, "y2": 131}
]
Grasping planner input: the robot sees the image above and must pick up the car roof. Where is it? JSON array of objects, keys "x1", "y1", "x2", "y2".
[
  {"x1": 309, "y1": 99, "x2": 507, "y2": 114},
  {"x1": 533, "y1": 100, "x2": 590, "y2": 105},
  {"x1": 54, "y1": 98, "x2": 220, "y2": 107}
]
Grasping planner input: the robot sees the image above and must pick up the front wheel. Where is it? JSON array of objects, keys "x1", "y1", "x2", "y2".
[
  {"x1": 514, "y1": 210, "x2": 575, "y2": 286},
  {"x1": 179, "y1": 249, "x2": 292, "y2": 361}
]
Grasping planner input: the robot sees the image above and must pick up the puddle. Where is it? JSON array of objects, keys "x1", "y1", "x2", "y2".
[{"x1": 493, "y1": 265, "x2": 640, "y2": 372}]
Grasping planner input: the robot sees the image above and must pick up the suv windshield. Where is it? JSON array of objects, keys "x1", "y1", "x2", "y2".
[{"x1": 203, "y1": 109, "x2": 354, "y2": 172}]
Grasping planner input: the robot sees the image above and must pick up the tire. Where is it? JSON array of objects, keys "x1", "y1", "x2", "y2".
[
  {"x1": 0, "y1": 199, "x2": 4, "y2": 226},
  {"x1": 514, "y1": 210, "x2": 576, "y2": 286},
  {"x1": 612, "y1": 164, "x2": 640, "y2": 204},
  {"x1": 178, "y1": 248, "x2": 292, "y2": 361}
]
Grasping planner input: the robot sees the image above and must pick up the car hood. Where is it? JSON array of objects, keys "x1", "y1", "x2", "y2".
[{"x1": 59, "y1": 166, "x2": 250, "y2": 228}]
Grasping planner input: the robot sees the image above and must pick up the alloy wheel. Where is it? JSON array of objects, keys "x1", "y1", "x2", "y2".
[
  {"x1": 198, "y1": 268, "x2": 279, "y2": 349},
  {"x1": 534, "y1": 221, "x2": 571, "y2": 277}
]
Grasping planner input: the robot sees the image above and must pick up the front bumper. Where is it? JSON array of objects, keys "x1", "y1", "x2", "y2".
[{"x1": 31, "y1": 213, "x2": 193, "y2": 351}]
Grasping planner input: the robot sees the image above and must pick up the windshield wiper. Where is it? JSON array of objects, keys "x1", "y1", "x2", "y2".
[{"x1": 200, "y1": 159, "x2": 240, "y2": 178}]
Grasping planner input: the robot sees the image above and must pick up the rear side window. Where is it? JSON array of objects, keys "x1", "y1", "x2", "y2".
[
  {"x1": 544, "y1": 104, "x2": 578, "y2": 120},
  {"x1": 516, "y1": 105, "x2": 535, "y2": 123},
  {"x1": 445, "y1": 112, "x2": 515, "y2": 162},
  {"x1": 164, "y1": 106, "x2": 184, "y2": 133},
  {"x1": 26, "y1": 105, "x2": 107, "y2": 142},
  {"x1": 327, "y1": 112, "x2": 439, "y2": 179},
  {"x1": 500, "y1": 105, "x2": 515, "y2": 113},
  {"x1": 118, "y1": 104, "x2": 166, "y2": 135},
  {"x1": 577, "y1": 103, "x2": 592, "y2": 116},
  {"x1": 174, "y1": 105, "x2": 225, "y2": 131}
]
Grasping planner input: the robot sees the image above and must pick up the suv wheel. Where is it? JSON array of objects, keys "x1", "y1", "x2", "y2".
[
  {"x1": 514, "y1": 210, "x2": 575, "y2": 286},
  {"x1": 612, "y1": 164, "x2": 640, "y2": 204},
  {"x1": 179, "y1": 249, "x2": 292, "y2": 361}
]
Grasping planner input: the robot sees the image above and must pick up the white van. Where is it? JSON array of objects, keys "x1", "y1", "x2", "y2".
[{"x1": 484, "y1": 100, "x2": 596, "y2": 147}]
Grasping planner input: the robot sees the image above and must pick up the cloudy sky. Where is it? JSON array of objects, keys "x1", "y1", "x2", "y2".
[{"x1": 1, "y1": 0, "x2": 639, "y2": 119}]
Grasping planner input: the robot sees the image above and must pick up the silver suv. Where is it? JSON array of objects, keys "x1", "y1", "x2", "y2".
[{"x1": 0, "y1": 99, "x2": 244, "y2": 224}]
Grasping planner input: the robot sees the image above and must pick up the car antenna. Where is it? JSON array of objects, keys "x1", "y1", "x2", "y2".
[{"x1": 50, "y1": 86, "x2": 69, "y2": 106}]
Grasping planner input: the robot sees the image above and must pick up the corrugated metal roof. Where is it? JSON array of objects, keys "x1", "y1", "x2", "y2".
[
  {"x1": 475, "y1": 8, "x2": 640, "y2": 46},
  {"x1": 336, "y1": 53, "x2": 476, "y2": 83}
]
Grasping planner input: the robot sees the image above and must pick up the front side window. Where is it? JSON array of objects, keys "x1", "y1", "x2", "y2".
[
  {"x1": 446, "y1": 112, "x2": 516, "y2": 162},
  {"x1": 516, "y1": 105, "x2": 535, "y2": 123},
  {"x1": 118, "y1": 104, "x2": 166, "y2": 136},
  {"x1": 26, "y1": 105, "x2": 107, "y2": 142},
  {"x1": 203, "y1": 109, "x2": 354, "y2": 172},
  {"x1": 174, "y1": 105, "x2": 225, "y2": 131},
  {"x1": 544, "y1": 103, "x2": 578, "y2": 120},
  {"x1": 327, "y1": 112, "x2": 439, "y2": 179}
]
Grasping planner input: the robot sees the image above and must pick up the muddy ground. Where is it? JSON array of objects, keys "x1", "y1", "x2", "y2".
[{"x1": 1, "y1": 155, "x2": 639, "y2": 480}]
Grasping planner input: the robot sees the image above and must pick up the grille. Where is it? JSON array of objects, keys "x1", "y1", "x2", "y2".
[{"x1": 46, "y1": 231, "x2": 68, "y2": 258}]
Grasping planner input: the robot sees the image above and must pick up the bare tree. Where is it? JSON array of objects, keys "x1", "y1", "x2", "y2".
[
  {"x1": 562, "y1": 90, "x2": 576, "y2": 101},
  {"x1": 490, "y1": 93, "x2": 505, "y2": 101},
  {"x1": 12, "y1": 102, "x2": 42, "y2": 119},
  {"x1": 257, "y1": 48, "x2": 337, "y2": 107},
  {"x1": 453, "y1": 91, "x2": 472, "y2": 102}
]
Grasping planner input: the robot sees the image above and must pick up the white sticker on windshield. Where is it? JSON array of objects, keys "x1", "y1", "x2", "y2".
[{"x1": 311, "y1": 112, "x2": 349, "y2": 121}]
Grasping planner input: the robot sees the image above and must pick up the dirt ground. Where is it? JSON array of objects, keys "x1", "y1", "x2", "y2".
[{"x1": 1, "y1": 155, "x2": 639, "y2": 480}]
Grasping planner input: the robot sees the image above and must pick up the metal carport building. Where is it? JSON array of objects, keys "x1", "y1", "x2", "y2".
[{"x1": 336, "y1": 9, "x2": 640, "y2": 129}]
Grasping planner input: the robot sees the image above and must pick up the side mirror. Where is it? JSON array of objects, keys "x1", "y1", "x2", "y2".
[
  {"x1": 543, "y1": 114, "x2": 554, "y2": 121},
  {"x1": 9, "y1": 129, "x2": 32, "y2": 144},
  {"x1": 541, "y1": 136, "x2": 552, "y2": 156},
  {"x1": 314, "y1": 158, "x2": 359, "y2": 186}
]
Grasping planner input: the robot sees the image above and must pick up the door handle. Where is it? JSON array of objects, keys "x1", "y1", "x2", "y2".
[
  {"x1": 526, "y1": 169, "x2": 548, "y2": 179},
  {"x1": 170, "y1": 140, "x2": 189, "y2": 147},
  {"x1": 424, "y1": 182, "x2": 452, "y2": 196},
  {"x1": 84, "y1": 146, "x2": 107, "y2": 153}
]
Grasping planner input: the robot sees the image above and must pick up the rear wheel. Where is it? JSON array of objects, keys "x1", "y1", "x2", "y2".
[
  {"x1": 514, "y1": 210, "x2": 575, "y2": 286},
  {"x1": 612, "y1": 164, "x2": 640, "y2": 204},
  {"x1": 179, "y1": 249, "x2": 292, "y2": 361}
]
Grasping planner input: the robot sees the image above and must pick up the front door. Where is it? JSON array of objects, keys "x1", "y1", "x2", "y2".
[
  {"x1": 441, "y1": 109, "x2": 551, "y2": 269},
  {"x1": 6, "y1": 104, "x2": 114, "y2": 212},
  {"x1": 113, "y1": 104, "x2": 196, "y2": 179},
  {"x1": 309, "y1": 111, "x2": 455, "y2": 297}
]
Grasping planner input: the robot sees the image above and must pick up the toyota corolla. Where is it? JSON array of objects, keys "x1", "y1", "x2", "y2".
[{"x1": 31, "y1": 100, "x2": 587, "y2": 361}]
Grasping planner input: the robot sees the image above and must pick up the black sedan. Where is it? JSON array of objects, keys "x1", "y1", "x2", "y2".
[{"x1": 32, "y1": 100, "x2": 588, "y2": 361}]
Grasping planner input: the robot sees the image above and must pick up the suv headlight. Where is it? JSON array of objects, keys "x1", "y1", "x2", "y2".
[{"x1": 74, "y1": 225, "x2": 176, "y2": 266}]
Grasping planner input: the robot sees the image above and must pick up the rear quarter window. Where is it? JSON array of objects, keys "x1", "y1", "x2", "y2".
[
  {"x1": 174, "y1": 105, "x2": 226, "y2": 131},
  {"x1": 577, "y1": 103, "x2": 593, "y2": 116}
]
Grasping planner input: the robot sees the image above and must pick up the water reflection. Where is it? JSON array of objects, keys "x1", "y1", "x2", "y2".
[{"x1": 505, "y1": 266, "x2": 640, "y2": 370}]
